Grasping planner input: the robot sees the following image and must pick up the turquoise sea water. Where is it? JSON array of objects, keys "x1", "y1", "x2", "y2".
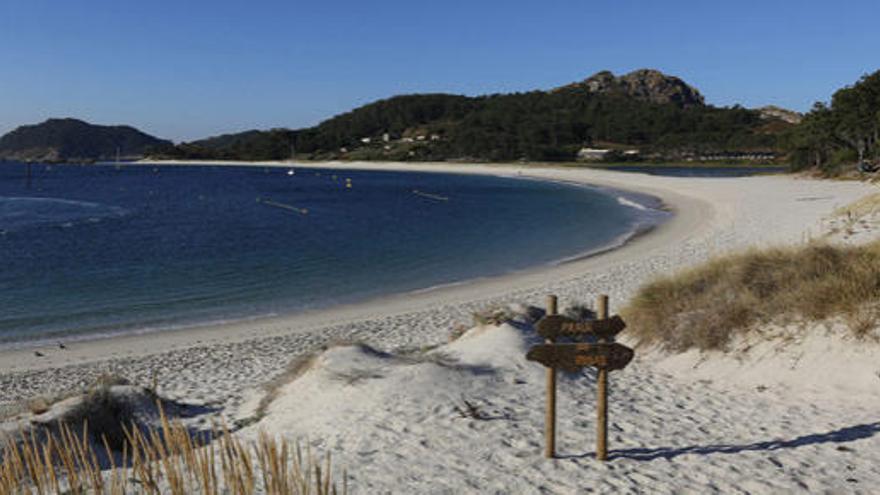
[{"x1": 0, "y1": 164, "x2": 666, "y2": 346}]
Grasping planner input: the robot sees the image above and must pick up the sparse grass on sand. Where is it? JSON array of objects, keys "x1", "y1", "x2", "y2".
[
  {"x1": 624, "y1": 240, "x2": 880, "y2": 351},
  {"x1": 835, "y1": 190, "x2": 880, "y2": 220},
  {"x1": 2, "y1": 398, "x2": 344, "y2": 494},
  {"x1": 1, "y1": 415, "x2": 343, "y2": 495}
]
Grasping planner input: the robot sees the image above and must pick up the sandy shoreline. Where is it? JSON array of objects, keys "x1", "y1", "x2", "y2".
[
  {"x1": 0, "y1": 162, "x2": 873, "y2": 417},
  {"x1": 0, "y1": 162, "x2": 704, "y2": 370}
]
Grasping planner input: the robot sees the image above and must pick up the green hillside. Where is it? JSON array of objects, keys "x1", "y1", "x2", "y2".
[
  {"x1": 154, "y1": 70, "x2": 791, "y2": 163},
  {"x1": 0, "y1": 118, "x2": 171, "y2": 163}
]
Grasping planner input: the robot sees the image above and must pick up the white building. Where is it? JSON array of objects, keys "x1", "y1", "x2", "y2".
[{"x1": 577, "y1": 148, "x2": 610, "y2": 161}]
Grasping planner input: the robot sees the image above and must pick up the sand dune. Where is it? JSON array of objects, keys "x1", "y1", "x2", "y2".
[{"x1": 251, "y1": 320, "x2": 880, "y2": 493}]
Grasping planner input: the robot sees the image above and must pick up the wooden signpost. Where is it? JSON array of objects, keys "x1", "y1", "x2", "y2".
[
  {"x1": 536, "y1": 314, "x2": 627, "y2": 341},
  {"x1": 526, "y1": 343, "x2": 634, "y2": 372},
  {"x1": 527, "y1": 294, "x2": 634, "y2": 461},
  {"x1": 543, "y1": 295, "x2": 558, "y2": 459}
]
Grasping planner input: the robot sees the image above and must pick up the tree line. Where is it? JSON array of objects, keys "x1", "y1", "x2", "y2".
[
  {"x1": 150, "y1": 88, "x2": 783, "y2": 163},
  {"x1": 785, "y1": 70, "x2": 880, "y2": 174}
]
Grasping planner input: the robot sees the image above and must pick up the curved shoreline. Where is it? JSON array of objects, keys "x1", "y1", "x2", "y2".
[
  {"x1": 0, "y1": 162, "x2": 708, "y2": 373},
  {"x1": 3, "y1": 162, "x2": 873, "y2": 422},
  {"x1": 0, "y1": 165, "x2": 667, "y2": 350}
]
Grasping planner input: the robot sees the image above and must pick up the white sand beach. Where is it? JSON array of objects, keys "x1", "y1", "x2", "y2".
[{"x1": 2, "y1": 162, "x2": 879, "y2": 493}]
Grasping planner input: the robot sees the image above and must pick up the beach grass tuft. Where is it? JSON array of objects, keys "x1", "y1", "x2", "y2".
[
  {"x1": 624, "y1": 240, "x2": 880, "y2": 351},
  {"x1": 471, "y1": 307, "x2": 516, "y2": 327},
  {"x1": 0, "y1": 406, "x2": 344, "y2": 494}
]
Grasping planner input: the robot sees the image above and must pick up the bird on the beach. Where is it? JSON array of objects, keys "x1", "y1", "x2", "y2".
[
  {"x1": 58, "y1": 342, "x2": 67, "y2": 350},
  {"x1": 34, "y1": 351, "x2": 45, "y2": 357}
]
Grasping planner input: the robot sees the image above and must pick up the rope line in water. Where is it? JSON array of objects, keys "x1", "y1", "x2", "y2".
[
  {"x1": 257, "y1": 198, "x2": 309, "y2": 215},
  {"x1": 412, "y1": 189, "x2": 449, "y2": 201}
]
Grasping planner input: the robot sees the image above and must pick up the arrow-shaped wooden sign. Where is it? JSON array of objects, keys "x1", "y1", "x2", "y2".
[
  {"x1": 527, "y1": 343, "x2": 634, "y2": 372},
  {"x1": 535, "y1": 315, "x2": 627, "y2": 341}
]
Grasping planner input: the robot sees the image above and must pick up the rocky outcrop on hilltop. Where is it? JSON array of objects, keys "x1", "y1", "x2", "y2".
[
  {"x1": 561, "y1": 69, "x2": 706, "y2": 107},
  {"x1": 757, "y1": 105, "x2": 803, "y2": 124}
]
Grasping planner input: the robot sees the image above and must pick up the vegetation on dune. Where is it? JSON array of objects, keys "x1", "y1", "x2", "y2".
[
  {"x1": 1, "y1": 374, "x2": 345, "y2": 494},
  {"x1": 1, "y1": 417, "x2": 343, "y2": 494},
  {"x1": 623, "y1": 241, "x2": 880, "y2": 352}
]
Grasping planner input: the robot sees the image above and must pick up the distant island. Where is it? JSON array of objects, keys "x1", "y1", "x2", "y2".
[
  {"x1": 0, "y1": 118, "x2": 171, "y2": 163},
  {"x1": 2, "y1": 68, "x2": 878, "y2": 175}
]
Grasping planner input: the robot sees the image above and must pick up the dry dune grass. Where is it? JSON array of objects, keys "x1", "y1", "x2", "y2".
[
  {"x1": 624, "y1": 240, "x2": 880, "y2": 351},
  {"x1": 0, "y1": 406, "x2": 344, "y2": 495},
  {"x1": 836, "y1": 191, "x2": 880, "y2": 219}
]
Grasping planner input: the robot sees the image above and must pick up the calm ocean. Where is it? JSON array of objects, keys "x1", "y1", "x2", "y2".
[{"x1": 0, "y1": 164, "x2": 666, "y2": 346}]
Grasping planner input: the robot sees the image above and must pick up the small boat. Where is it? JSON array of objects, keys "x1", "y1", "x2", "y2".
[{"x1": 287, "y1": 169, "x2": 295, "y2": 176}]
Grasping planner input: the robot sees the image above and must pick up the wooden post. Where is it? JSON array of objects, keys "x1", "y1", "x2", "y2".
[
  {"x1": 546, "y1": 294, "x2": 558, "y2": 318},
  {"x1": 544, "y1": 294, "x2": 558, "y2": 458},
  {"x1": 596, "y1": 294, "x2": 609, "y2": 461}
]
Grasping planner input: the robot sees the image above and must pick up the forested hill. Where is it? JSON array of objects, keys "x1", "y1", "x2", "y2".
[
  {"x1": 156, "y1": 69, "x2": 793, "y2": 162},
  {"x1": 0, "y1": 118, "x2": 171, "y2": 163}
]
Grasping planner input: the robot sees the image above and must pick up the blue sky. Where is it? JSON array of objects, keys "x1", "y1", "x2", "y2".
[{"x1": 1, "y1": 0, "x2": 878, "y2": 142}]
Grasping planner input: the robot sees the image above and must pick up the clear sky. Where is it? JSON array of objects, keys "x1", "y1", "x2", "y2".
[{"x1": 1, "y1": 0, "x2": 878, "y2": 142}]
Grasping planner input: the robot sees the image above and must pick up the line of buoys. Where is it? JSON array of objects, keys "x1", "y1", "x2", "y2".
[
  {"x1": 345, "y1": 178, "x2": 352, "y2": 189},
  {"x1": 257, "y1": 198, "x2": 309, "y2": 215},
  {"x1": 412, "y1": 189, "x2": 449, "y2": 201}
]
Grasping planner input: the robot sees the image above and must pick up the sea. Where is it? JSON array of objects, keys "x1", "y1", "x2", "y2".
[{"x1": 0, "y1": 163, "x2": 670, "y2": 347}]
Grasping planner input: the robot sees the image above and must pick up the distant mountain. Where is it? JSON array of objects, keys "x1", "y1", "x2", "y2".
[
  {"x1": 153, "y1": 69, "x2": 791, "y2": 163},
  {"x1": 556, "y1": 69, "x2": 706, "y2": 107},
  {"x1": 0, "y1": 118, "x2": 171, "y2": 162}
]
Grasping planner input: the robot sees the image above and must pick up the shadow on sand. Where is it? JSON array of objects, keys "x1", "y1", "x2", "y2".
[{"x1": 604, "y1": 421, "x2": 880, "y2": 461}]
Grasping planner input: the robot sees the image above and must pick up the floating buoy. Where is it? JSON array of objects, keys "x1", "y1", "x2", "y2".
[{"x1": 287, "y1": 169, "x2": 295, "y2": 176}]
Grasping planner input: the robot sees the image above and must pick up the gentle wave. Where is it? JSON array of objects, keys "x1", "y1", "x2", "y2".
[
  {"x1": 0, "y1": 196, "x2": 128, "y2": 231},
  {"x1": 617, "y1": 196, "x2": 649, "y2": 211}
]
